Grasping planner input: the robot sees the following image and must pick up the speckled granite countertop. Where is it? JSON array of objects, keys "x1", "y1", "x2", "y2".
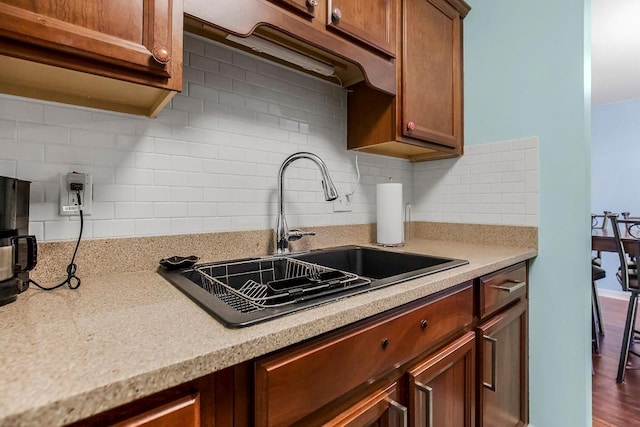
[{"x1": 0, "y1": 239, "x2": 536, "y2": 426}]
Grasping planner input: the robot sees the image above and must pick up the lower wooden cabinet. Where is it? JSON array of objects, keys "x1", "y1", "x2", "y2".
[
  {"x1": 67, "y1": 375, "x2": 215, "y2": 427},
  {"x1": 407, "y1": 331, "x2": 476, "y2": 427},
  {"x1": 477, "y1": 300, "x2": 528, "y2": 427},
  {"x1": 324, "y1": 382, "x2": 407, "y2": 427},
  {"x1": 112, "y1": 393, "x2": 201, "y2": 427}
]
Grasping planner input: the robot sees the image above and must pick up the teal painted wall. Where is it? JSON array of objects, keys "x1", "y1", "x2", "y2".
[{"x1": 464, "y1": 1, "x2": 591, "y2": 426}]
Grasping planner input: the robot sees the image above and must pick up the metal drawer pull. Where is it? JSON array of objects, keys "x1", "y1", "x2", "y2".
[
  {"x1": 483, "y1": 335, "x2": 498, "y2": 391},
  {"x1": 387, "y1": 398, "x2": 408, "y2": 427},
  {"x1": 415, "y1": 381, "x2": 433, "y2": 427},
  {"x1": 491, "y1": 280, "x2": 526, "y2": 293}
]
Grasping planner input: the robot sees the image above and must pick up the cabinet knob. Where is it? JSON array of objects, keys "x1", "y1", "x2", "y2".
[
  {"x1": 331, "y1": 8, "x2": 342, "y2": 22},
  {"x1": 381, "y1": 338, "x2": 389, "y2": 349},
  {"x1": 306, "y1": 0, "x2": 318, "y2": 7},
  {"x1": 407, "y1": 121, "x2": 416, "y2": 131},
  {"x1": 152, "y1": 47, "x2": 171, "y2": 65},
  {"x1": 420, "y1": 319, "x2": 428, "y2": 329}
]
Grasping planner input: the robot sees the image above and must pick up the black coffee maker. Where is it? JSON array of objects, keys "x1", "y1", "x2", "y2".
[{"x1": 0, "y1": 176, "x2": 37, "y2": 306}]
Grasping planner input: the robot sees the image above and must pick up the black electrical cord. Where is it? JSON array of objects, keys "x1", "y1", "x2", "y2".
[{"x1": 28, "y1": 191, "x2": 83, "y2": 291}]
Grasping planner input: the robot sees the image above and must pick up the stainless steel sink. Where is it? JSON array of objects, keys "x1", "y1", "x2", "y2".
[{"x1": 159, "y1": 245, "x2": 467, "y2": 327}]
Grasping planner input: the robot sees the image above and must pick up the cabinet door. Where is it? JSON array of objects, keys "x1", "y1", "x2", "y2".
[
  {"x1": 327, "y1": 0, "x2": 396, "y2": 56},
  {"x1": 112, "y1": 394, "x2": 200, "y2": 427},
  {"x1": 0, "y1": 0, "x2": 181, "y2": 89},
  {"x1": 477, "y1": 301, "x2": 528, "y2": 427},
  {"x1": 267, "y1": 0, "x2": 317, "y2": 18},
  {"x1": 402, "y1": 0, "x2": 463, "y2": 149},
  {"x1": 323, "y1": 382, "x2": 407, "y2": 427},
  {"x1": 407, "y1": 331, "x2": 476, "y2": 427}
]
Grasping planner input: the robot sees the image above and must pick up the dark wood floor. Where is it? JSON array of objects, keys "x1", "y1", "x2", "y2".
[{"x1": 593, "y1": 295, "x2": 640, "y2": 426}]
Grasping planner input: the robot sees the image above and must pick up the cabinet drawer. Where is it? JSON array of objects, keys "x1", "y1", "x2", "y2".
[
  {"x1": 255, "y1": 283, "x2": 473, "y2": 426},
  {"x1": 479, "y1": 263, "x2": 527, "y2": 319},
  {"x1": 112, "y1": 393, "x2": 200, "y2": 427}
]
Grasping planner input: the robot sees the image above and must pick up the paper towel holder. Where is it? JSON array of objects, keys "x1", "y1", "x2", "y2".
[{"x1": 376, "y1": 202, "x2": 411, "y2": 248}]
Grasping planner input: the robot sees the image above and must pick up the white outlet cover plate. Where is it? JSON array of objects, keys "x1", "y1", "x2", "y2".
[{"x1": 59, "y1": 172, "x2": 92, "y2": 216}]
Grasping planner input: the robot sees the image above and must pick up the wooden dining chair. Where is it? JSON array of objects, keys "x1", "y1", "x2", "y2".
[
  {"x1": 592, "y1": 264, "x2": 606, "y2": 354},
  {"x1": 592, "y1": 211, "x2": 615, "y2": 267},
  {"x1": 609, "y1": 216, "x2": 640, "y2": 382}
]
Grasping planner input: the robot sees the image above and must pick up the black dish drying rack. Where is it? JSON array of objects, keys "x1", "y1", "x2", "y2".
[{"x1": 194, "y1": 257, "x2": 371, "y2": 313}]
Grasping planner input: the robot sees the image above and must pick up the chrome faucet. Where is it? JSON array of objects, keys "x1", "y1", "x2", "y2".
[{"x1": 275, "y1": 152, "x2": 339, "y2": 254}]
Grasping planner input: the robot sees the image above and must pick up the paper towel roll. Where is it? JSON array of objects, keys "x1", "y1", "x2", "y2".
[{"x1": 376, "y1": 183, "x2": 404, "y2": 246}]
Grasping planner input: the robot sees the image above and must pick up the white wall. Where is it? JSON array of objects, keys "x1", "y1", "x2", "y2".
[{"x1": 0, "y1": 33, "x2": 414, "y2": 241}]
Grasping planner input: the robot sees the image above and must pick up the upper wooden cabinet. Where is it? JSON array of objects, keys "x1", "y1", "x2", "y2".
[
  {"x1": 185, "y1": 0, "x2": 396, "y2": 95},
  {"x1": 267, "y1": 0, "x2": 317, "y2": 18},
  {"x1": 347, "y1": 0, "x2": 470, "y2": 161},
  {"x1": 327, "y1": 0, "x2": 396, "y2": 57},
  {"x1": 0, "y1": 0, "x2": 183, "y2": 116}
]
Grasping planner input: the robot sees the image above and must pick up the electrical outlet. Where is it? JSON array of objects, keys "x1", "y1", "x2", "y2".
[
  {"x1": 59, "y1": 172, "x2": 92, "y2": 216},
  {"x1": 333, "y1": 195, "x2": 352, "y2": 212}
]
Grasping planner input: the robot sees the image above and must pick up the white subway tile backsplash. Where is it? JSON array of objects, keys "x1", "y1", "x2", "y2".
[
  {"x1": 183, "y1": 67, "x2": 205, "y2": 85},
  {"x1": 93, "y1": 184, "x2": 135, "y2": 202},
  {"x1": 45, "y1": 144, "x2": 93, "y2": 165},
  {"x1": 187, "y1": 202, "x2": 218, "y2": 217},
  {"x1": 17, "y1": 162, "x2": 67, "y2": 181},
  {"x1": 94, "y1": 148, "x2": 136, "y2": 168},
  {"x1": 29, "y1": 221, "x2": 44, "y2": 242},
  {"x1": 154, "y1": 170, "x2": 188, "y2": 186},
  {"x1": 188, "y1": 83, "x2": 219, "y2": 103},
  {"x1": 91, "y1": 202, "x2": 115, "y2": 220},
  {"x1": 204, "y1": 73, "x2": 233, "y2": 92},
  {"x1": 171, "y1": 217, "x2": 203, "y2": 234},
  {"x1": 29, "y1": 202, "x2": 59, "y2": 221},
  {"x1": 116, "y1": 135, "x2": 154, "y2": 153},
  {"x1": 93, "y1": 220, "x2": 134, "y2": 238},
  {"x1": 171, "y1": 187, "x2": 203, "y2": 202},
  {"x1": 189, "y1": 54, "x2": 219, "y2": 73},
  {"x1": 0, "y1": 119, "x2": 17, "y2": 139},
  {"x1": 413, "y1": 137, "x2": 538, "y2": 226},
  {"x1": 135, "y1": 186, "x2": 170, "y2": 202},
  {"x1": 70, "y1": 129, "x2": 115, "y2": 148},
  {"x1": 154, "y1": 109, "x2": 188, "y2": 127},
  {"x1": 92, "y1": 112, "x2": 138, "y2": 134},
  {"x1": 19, "y1": 122, "x2": 70, "y2": 144},
  {"x1": 134, "y1": 218, "x2": 172, "y2": 236},
  {"x1": 1, "y1": 140, "x2": 43, "y2": 162},
  {"x1": 188, "y1": 172, "x2": 218, "y2": 188},
  {"x1": 154, "y1": 138, "x2": 189, "y2": 156},
  {"x1": 0, "y1": 159, "x2": 17, "y2": 177},
  {"x1": 115, "y1": 168, "x2": 153, "y2": 185},
  {"x1": 135, "y1": 152, "x2": 172, "y2": 170},
  {"x1": 0, "y1": 96, "x2": 44, "y2": 122},
  {"x1": 154, "y1": 203, "x2": 188, "y2": 218},
  {"x1": 115, "y1": 203, "x2": 154, "y2": 219},
  {"x1": 219, "y1": 91, "x2": 246, "y2": 109},
  {"x1": 204, "y1": 42, "x2": 233, "y2": 63},
  {"x1": 172, "y1": 95, "x2": 204, "y2": 114},
  {"x1": 45, "y1": 220, "x2": 92, "y2": 241}
]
